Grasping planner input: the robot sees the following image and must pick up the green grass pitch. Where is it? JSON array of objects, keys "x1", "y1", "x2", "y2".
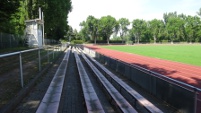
[{"x1": 101, "y1": 44, "x2": 201, "y2": 66}]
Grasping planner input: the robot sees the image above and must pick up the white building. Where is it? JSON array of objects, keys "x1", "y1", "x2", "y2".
[{"x1": 25, "y1": 19, "x2": 44, "y2": 47}]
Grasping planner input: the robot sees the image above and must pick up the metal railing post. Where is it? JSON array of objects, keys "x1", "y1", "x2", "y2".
[
  {"x1": 38, "y1": 49, "x2": 41, "y2": 71},
  {"x1": 47, "y1": 47, "x2": 49, "y2": 63},
  {"x1": 0, "y1": 32, "x2": 2, "y2": 49},
  {"x1": 53, "y1": 46, "x2": 55, "y2": 59},
  {"x1": 19, "y1": 52, "x2": 24, "y2": 88},
  {"x1": 10, "y1": 34, "x2": 12, "y2": 48}
]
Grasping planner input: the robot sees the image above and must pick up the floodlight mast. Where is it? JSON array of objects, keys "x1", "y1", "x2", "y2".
[{"x1": 42, "y1": 12, "x2": 45, "y2": 46}]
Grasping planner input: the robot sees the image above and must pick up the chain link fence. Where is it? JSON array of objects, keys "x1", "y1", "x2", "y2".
[
  {"x1": 0, "y1": 32, "x2": 60, "y2": 49},
  {"x1": 0, "y1": 33, "x2": 26, "y2": 49},
  {"x1": 0, "y1": 44, "x2": 67, "y2": 111}
]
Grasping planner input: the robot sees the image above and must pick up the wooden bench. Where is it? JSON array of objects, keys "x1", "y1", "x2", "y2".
[{"x1": 36, "y1": 47, "x2": 70, "y2": 113}]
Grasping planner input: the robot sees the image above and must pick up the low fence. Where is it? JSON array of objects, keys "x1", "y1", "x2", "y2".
[
  {"x1": 0, "y1": 44, "x2": 67, "y2": 110},
  {"x1": 83, "y1": 46, "x2": 201, "y2": 113},
  {"x1": 0, "y1": 33, "x2": 25, "y2": 49},
  {"x1": 44, "y1": 39, "x2": 60, "y2": 45},
  {"x1": 0, "y1": 44, "x2": 66, "y2": 87}
]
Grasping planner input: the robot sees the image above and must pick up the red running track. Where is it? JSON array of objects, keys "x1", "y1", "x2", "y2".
[{"x1": 85, "y1": 45, "x2": 201, "y2": 112}]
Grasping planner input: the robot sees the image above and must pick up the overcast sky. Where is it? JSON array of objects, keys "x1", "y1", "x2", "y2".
[{"x1": 68, "y1": 0, "x2": 201, "y2": 31}]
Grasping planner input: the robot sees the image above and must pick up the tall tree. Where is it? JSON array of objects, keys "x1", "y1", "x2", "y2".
[
  {"x1": 163, "y1": 12, "x2": 178, "y2": 25},
  {"x1": 66, "y1": 25, "x2": 74, "y2": 41},
  {"x1": 0, "y1": 0, "x2": 20, "y2": 33},
  {"x1": 194, "y1": 16, "x2": 201, "y2": 42},
  {"x1": 177, "y1": 14, "x2": 187, "y2": 41},
  {"x1": 197, "y1": 8, "x2": 201, "y2": 18},
  {"x1": 166, "y1": 17, "x2": 184, "y2": 43},
  {"x1": 79, "y1": 21, "x2": 90, "y2": 41},
  {"x1": 9, "y1": 1, "x2": 28, "y2": 34},
  {"x1": 98, "y1": 15, "x2": 118, "y2": 44},
  {"x1": 128, "y1": 28, "x2": 135, "y2": 44},
  {"x1": 185, "y1": 16, "x2": 201, "y2": 43},
  {"x1": 85, "y1": 16, "x2": 99, "y2": 44},
  {"x1": 163, "y1": 12, "x2": 186, "y2": 43},
  {"x1": 45, "y1": 0, "x2": 72, "y2": 40},
  {"x1": 131, "y1": 19, "x2": 147, "y2": 44},
  {"x1": 118, "y1": 18, "x2": 130, "y2": 43},
  {"x1": 149, "y1": 19, "x2": 164, "y2": 43}
]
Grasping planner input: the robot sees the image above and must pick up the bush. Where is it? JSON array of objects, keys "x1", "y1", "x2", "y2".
[
  {"x1": 161, "y1": 40, "x2": 169, "y2": 43},
  {"x1": 88, "y1": 40, "x2": 126, "y2": 44},
  {"x1": 150, "y1": 40, "x2": 155, "y2": 43},
  {"x1": 71, "y1": 40, "x2": 84, "y2": 44},
  {"x1": 126, "y1": 41, "x2": 133, "y2": 45}
]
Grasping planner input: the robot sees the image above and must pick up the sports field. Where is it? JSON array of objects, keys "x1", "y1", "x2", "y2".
[{"x1": 101, "y1": 44, "x2": 201, "y2": 66}]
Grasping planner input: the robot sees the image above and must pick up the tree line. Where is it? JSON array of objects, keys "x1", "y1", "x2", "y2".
[
  {"x1": 73, "y1": 9, "x2": 201, "y2": 44},
  {"x1": 0, "y1": 0, "x2": 72, "y2": 40}
]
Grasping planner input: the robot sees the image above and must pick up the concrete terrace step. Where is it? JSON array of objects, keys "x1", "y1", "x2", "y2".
[
  {"x1": 79, "y1": 48, "x2": 138, "y2": 113},
  {"x1": 84, "y1": 50, "x2": 163, "y2": 113},
  {"x1": 73, "y1": 48, "x2": 105, "y2": 113}
]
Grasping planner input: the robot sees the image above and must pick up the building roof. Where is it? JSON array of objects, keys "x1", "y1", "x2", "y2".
[{"x1": 25, "y1": 19, "x2": 43, "y2": 24}]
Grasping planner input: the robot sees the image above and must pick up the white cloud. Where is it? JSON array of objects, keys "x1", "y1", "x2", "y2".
[{"x1": 68, "y1": 0, "x2": 201, "y2": 31}]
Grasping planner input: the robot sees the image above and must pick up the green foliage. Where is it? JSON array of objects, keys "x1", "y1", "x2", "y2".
[
  {"x1": 131, "y1": 19, "x2": 147, "y2": 44},
  {"x1": 80, "y1": 15, "x2": 118, "y2": 44},
  {"x1": 45, "y1": 0, "x2": 72, "y2": 40},
  {"x1": 26, "y1": 0, "x2": 46, "y2": 19},
  {"x1": 161, "y1": 40, "x2": 169, "y2": 43},
  {"x1": 148, "y1": 19, "x2": 164, "y2": 43},
  {"x1": 197, "y1": 8, "x2": 201, "y2": 17},
  {"x1": 111, "y1": 36, "x2": 121, "y2": 40},
  {"x1": 118, "y1": 18, "x2": 130, "y2": 43},
  {"x1": 85, "y1": 15, "x2": 99, "y2": 44},
  {"x1": 126, "y1": 41, "x2": 133, "y2": 45},
  {"x1": 88, "y1": 40, "x2": 125, "y2": 44},
  {"x1": 0, "y1": 0, "x2": 72, "y2": 40},
  {"x1": 0, "y1": 0, "x2": 20, "y2": 33},
  {"x1": 79, "y1": 26, "x2": 90, "y2": 41},
  {"x1": 9, "y1": 1, "x2": 28, "y2": 35},
  {"x1": 60, "y1": 39, "x2": 68, "y2": 43},
  {"x1": 98, "y1": 15, "x2": 118, "y2": 44},
  {"x1": 71, "y1": 40, "x2": 84, "y2": 44},
  {"x1": 79, "y1": 8, "x2": 201, "y2": 44},
  {"x1": 1, "y1": 1, "x2": 201, "y2": 44}
]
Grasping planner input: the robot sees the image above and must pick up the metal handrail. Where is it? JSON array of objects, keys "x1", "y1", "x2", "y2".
[
  {"x1": 0, "y1": 48, "x2": 42, "y2": 58},
  {"x1": 0, "y1": 45, "x2": 65, "y2": 88}
]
